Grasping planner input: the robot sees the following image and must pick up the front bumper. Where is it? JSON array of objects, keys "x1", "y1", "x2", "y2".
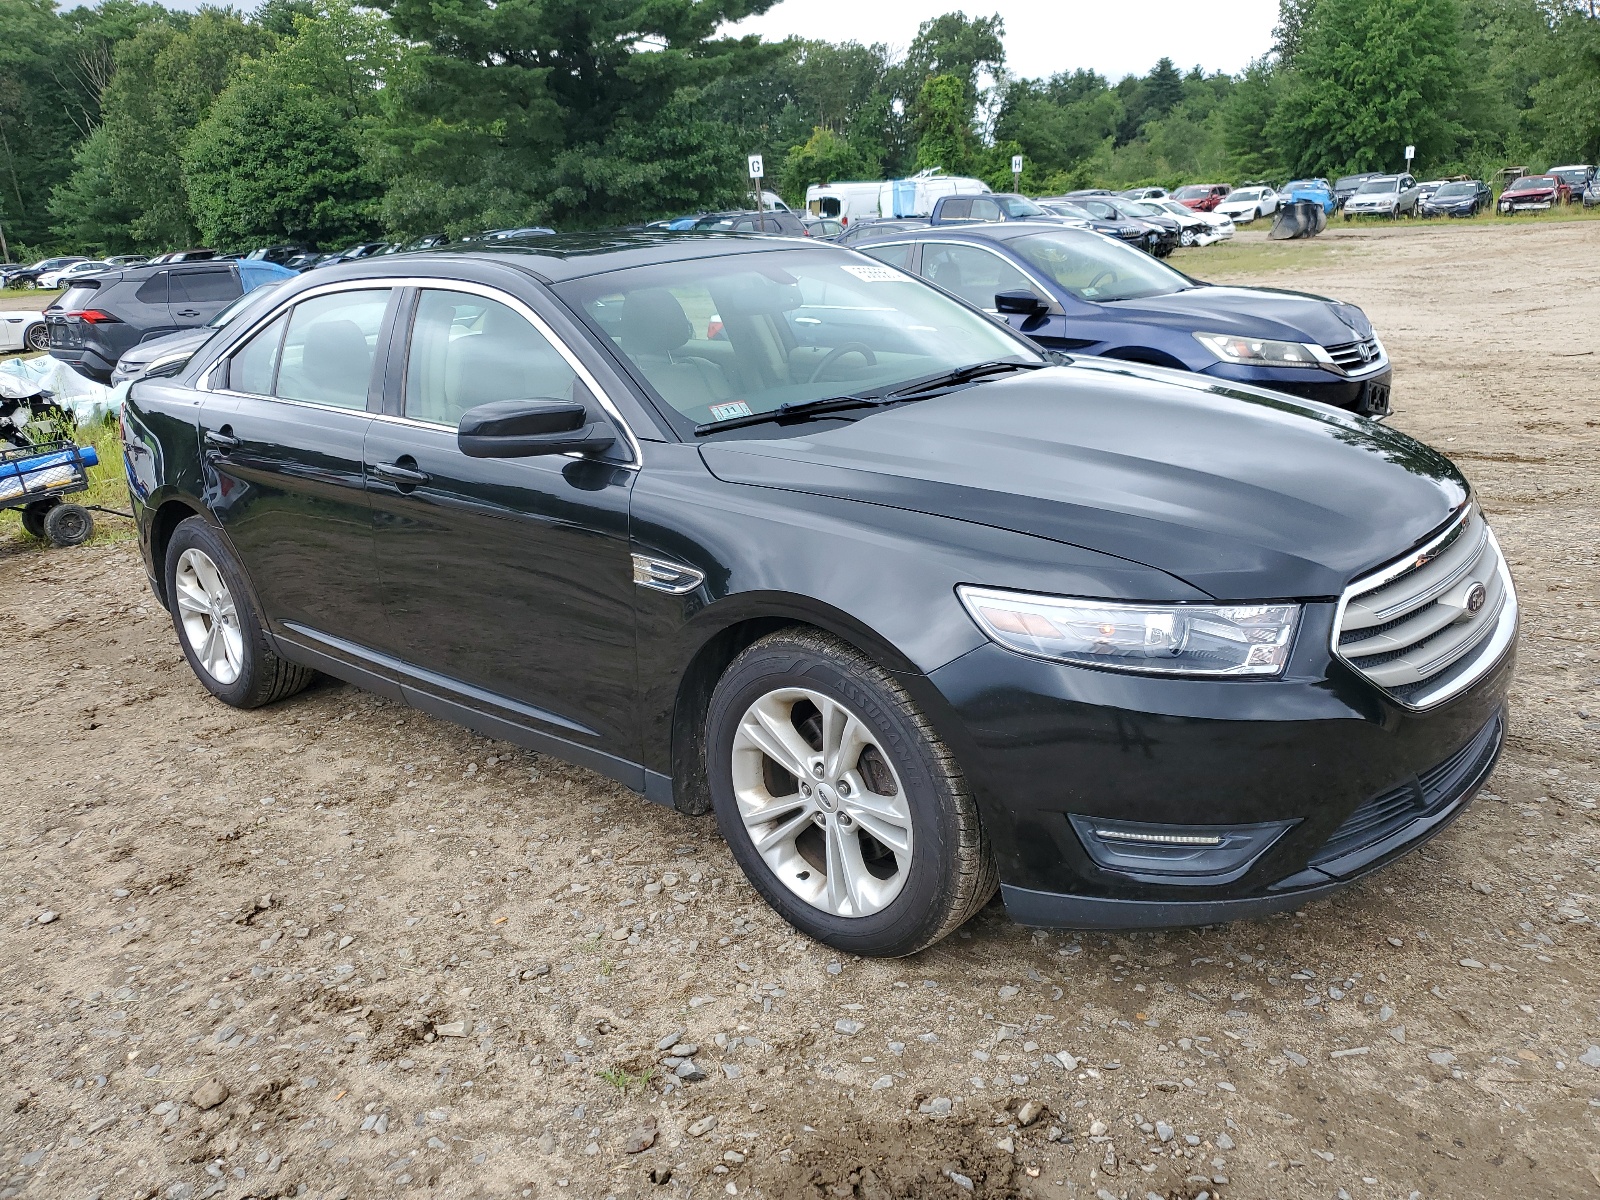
[
  {"x1": 923, "y1": 606, "x2": 1514, "y2": 930},
  {"x1": 1200, "y1": 361, "x2": 1393, "y2": 415}
]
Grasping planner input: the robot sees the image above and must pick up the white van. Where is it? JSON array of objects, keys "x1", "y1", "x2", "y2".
[
  {"x1": 804, "y1": 181, "x2": 883, "y2": 223},
  {"x1": 806, "y1": 172, "x2": 992, "y2": 222}
]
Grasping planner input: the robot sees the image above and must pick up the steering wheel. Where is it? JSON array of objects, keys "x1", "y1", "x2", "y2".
[
  {"x1": 806, "y1": 341, "x2": 877, "y2": 385},
  {"x1": 1088, "y1": 269, "x2": 1117, "y2": 291}
]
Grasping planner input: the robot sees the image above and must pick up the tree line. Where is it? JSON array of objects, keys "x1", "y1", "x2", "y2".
[{"x1": 0, "y1": 0, "x2": 1596, "y2": 258}]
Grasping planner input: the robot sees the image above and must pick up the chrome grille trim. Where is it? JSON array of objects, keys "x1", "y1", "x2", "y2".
[
  {"x1": 1323, "y1": 336, "x2": 1386, "y2": 376},
  {"x1": 1332, "y1": 505, "x2": 1518, "y2": 710}
]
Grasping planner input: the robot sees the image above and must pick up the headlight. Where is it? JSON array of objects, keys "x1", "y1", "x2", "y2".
[
  {"x1": 1193, "y1": 332, "x2": 1327, "y2": 367},
  {"x1": 958, "y1": 587, "x2": 1301, "y2": 677}
]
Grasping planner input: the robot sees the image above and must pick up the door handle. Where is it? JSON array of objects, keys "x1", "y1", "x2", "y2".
[
  {"x1": 372, "y1": 460, "x2": 430, "y2": 485},
  {"x1": 205, "y1": 426, "x2": 240, "y2": 449},
  {"x1": 176, "y1": 308, "x2": 201, "y2": 318}
]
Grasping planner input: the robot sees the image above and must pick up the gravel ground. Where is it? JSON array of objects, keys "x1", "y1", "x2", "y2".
[{"x1": 0, "y1": 221, "x2": 1596, "y2": 1200}]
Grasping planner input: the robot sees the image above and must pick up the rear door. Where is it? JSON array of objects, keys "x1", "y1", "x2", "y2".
[
  {"x1": 169, "y1": 266, "x2": 243, "y2": 329},
  {"x1": 198, "y1": 284, "x2": 397, "y2": 653}
]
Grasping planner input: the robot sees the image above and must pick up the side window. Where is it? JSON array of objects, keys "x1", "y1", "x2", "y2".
[
  {"x1": 229, "y1": 313, "x2": 288, "y2": 395},
  {"x1": 276, "y1": 289, "x2": 391, "y2": 410},
  {"x1": 921, "y1": 244, "x2": 1037, "y2": 311},
  {"x1": 171, "y1": 268, "x2": 242, "y2": 304},
  {"x1": 970, "y1": 198, "x2": 1002, "y2": 222},
  {"x1": 404, "y1": 290, "x2": 578, "y2": 427},
  {"x1": 939, "y1": 198, "x2": 972, "y2": 220},
  {"x1": 859, "y1": 242, "x2": 913, "y2": 270},
  {"x1": 135, "y1": 272, "x2": 169, "y2": 305}
]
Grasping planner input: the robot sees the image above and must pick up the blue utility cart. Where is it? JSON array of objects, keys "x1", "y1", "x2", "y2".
[{"x1": 0, "y1": 440, "x2": 100, "y2": 546}]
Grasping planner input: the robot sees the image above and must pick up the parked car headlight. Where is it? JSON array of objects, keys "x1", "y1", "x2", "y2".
[
  {"x1": 1193, "y1": 332, "x2": 1327, "y2": 367},
  {"x1": 958, "y1": 587, "x2": 1301, "y2": 677}
]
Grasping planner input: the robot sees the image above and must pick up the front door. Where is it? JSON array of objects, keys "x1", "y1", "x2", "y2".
[
  {"x1": 365, "y1": 285, "x2": 639, "y2": 766},
  {"x1": 198, "y1": 285, "x2": 395, "y2": 649}
]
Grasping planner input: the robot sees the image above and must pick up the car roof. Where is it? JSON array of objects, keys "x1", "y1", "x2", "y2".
[
  {"x1": 854, "y1": 220, "x2": 1081, "y2": 246},
  {"x1": 302, "y1": 230, "x2": 825, "y2": 285}
]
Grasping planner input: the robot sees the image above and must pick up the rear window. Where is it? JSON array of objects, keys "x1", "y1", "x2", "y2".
[
  {"x1": 57, "y1": 283, "x2": 100, "y2": 313},
  {"x1": 135, "y1": 272, "x2": 169, "y2": 304},
  {"x1": 171, "y1": 268, "x2": 241, "y2": 304}
]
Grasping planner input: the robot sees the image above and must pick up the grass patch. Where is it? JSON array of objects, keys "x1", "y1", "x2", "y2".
[
  {"x1": 0, "y1": 287, "x2": 58, "y2": 302},
  {"x1": 0, "y1": 413, "x2": 134, "y2": 550},
  {"x1": 597, "y1": 1064, "x2": 656, "y2": 1092},
  {"x1": 1171, "y1": 236, "x2": 1352, "y2": 279}
]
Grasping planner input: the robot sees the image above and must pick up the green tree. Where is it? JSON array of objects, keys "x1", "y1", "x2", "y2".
[
  {"x1": 1221, "y1": 58, "x2": 1287, "y2": 179},
  {"x1": 1270, "y1": 0, "x2": 1468, "y2": 176},
  {"x1": 914, "y1": 73, "x2": 976, "y2": 174},
  {"x1": 1529, "y1": 9, "x2": 1600, "y2": 164},
  {"x1": 372, "y1": 0, "x2": 785, "y2": 232},
  {"x1": 184, "y1": 1, "x2": 397, "y2": 248},
  {"x1": 778, "y1": 126, "x2": 878, "y2": 204},
  {"x1": 55, "y1": 9, "x2": 271, "y2": 249}
]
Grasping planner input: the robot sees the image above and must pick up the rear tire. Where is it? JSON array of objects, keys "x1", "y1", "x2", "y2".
[
  {"x1": 705, "y1": 628, "x2": 997, "y2": 957},
  {"x1": 164, "y1": 517, "x2": 315, "y2": 709},
  {"x1": 20, "y1": 499, "x2": 54, "y2": 539},
  {"x1": 42, "y1": 502, "x2": 92, "y2": 547},
  {"x1": 25, "y1": 323, "x2": 48, "y2": 352}
]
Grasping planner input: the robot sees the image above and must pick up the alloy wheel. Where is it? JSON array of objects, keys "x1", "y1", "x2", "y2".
[
  {"x1": 730, "y1": 686, "x2": 913, "y2": 918},
  {"x1": 174, "y1": 547, "x2": 244, "y2": 685}
]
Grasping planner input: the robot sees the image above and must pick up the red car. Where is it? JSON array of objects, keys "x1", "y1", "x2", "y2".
[
  {"x1": 1172, "y1": 183, "x2": 1231, "y2": 211},
  {"x1": 1497, "y1": 174, "x2": 1571, "y2": 213}
]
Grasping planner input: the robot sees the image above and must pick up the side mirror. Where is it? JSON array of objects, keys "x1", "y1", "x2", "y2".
[
  {"x1": 995, "y1": 289, "x2": 1048, "y2": 317},
  {"x1": 457, "y1": 398, "x2": 615, "y2": 459}
]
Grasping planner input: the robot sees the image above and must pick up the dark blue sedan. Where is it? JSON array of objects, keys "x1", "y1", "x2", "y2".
[{"x1": 853, "y1": 221, "x2": 1392, "y2": 415}]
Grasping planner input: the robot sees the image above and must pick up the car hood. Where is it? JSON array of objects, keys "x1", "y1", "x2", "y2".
[
  {"x1": 119, "y1": 327, "x2": 212, "y2": 366},
  {"x1": 1099, "y1": 284, "x2": 1372, "y2": 346},
  {"x1": 699, "y1": 364, "x2": 1467, "y2": 601}
]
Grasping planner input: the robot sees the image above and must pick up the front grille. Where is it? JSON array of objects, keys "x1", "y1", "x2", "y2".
[
  {"x1": 1312, "y1": 712, "x2": 1502, "y2": 867},
  {"x1": 1334, "y1": 505, "x2": 1517, "y2": 708},
  {"x1": 1324, "y1": 336, "x2": 1383, "y2": 371}
]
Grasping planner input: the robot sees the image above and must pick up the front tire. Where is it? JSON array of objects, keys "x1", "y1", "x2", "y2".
[
  {"x1": 164, "y1": 517, "x2": 315, "y2": 708},
  {"x1": 705, "y1": 629, "x2": 996, "y2": 957}
]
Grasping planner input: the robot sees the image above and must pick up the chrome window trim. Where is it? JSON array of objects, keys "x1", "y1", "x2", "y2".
[
  {"x1": 903, "y1": 238, "x2": 1060, "y2": 311},
  {"x1": 1330, "y1": 504, "x2": 1519, "y2": 711},
  {"x1": 200, "y1": 275, "x2": 642, "y2": 467}
]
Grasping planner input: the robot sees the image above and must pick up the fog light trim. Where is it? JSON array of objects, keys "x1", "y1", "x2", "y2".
[{"x1": 1069, "y1": 815, "x2": 1298, "y2": 886}]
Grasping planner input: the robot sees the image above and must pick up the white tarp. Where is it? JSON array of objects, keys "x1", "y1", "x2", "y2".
[{"x1": 0, "y1": 355, "x2": 126, "y2": 424}]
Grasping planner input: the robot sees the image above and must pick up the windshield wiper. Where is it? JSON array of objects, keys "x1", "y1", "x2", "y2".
[
  {"x1": 692, "y1": 359, "x2": 1047, "y2": 436},
  {"x1": 694, "y1": 395, "x2": 888, "y2": 436},
  {"x1": 879, "y1": 357, "x2": 1048, "y2": 401}
]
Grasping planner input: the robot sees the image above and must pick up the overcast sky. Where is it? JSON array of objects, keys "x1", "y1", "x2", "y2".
[{"x1": 165, "y1": 0, "x2": 1281, "y2": 82}]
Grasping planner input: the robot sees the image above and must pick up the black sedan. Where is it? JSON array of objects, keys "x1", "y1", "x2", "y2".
[
  {"x1": 854, "y1": 222, "x2": 1394, "y2": 415},
  {"x1": 1419, "y1": 180, "x2": 1491, "y2": 218},
  {"x1": 122, "y1": 234, "x2": 1515, "y2": 955},
  {"x1": 1037, "y1": 198, "x2": 1158, "y2": 252}
]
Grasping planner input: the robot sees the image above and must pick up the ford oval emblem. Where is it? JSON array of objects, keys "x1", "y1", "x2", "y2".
[{"x1": 1465, "y1": 582, "x2": 1487, "y2": 614}]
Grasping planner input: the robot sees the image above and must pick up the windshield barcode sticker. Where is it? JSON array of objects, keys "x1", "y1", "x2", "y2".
[
  {"x1": 842, "y1": 264, "x2": 905, "y2": 283},
  {"x1": 708, "y1": 401, "x2": 753, "y2": 421}
]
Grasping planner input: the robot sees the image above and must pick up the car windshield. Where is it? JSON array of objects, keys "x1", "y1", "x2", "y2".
[
  {"x1": 1172, "y1": 185, "x2": 1214, "y2": 200},
  {"x1": 1335, "y1": 176, "x2": 1368, "y2": 189},
  {"x1": 996, "y1": 196, "x2": 1047, "y2": 217},
  {"x1": 556, "y1": 248, "x2": 1038, "y2": 433},
  {"x1": 1510, "y1": 176, "x2": 1554, "y2": 191},
  {"x1": 1285, "y1": 180, "x2": 1322, "y2": 191},
  {"x1": 1009, "y1": 229, "x2": 1192, "y2": 302},
  {"x1": 1357, "y1": 178, "x2": 1400, "y2": 193},
  {"x1": 1228, "y1": 189, "x2": 1262, "y2": 202},
  {"x1": 1434, "y1": 182, "x2": 1476, "y2": 198},
  {"x1": 1124, "y1": 201, "x2": 1165, "y2": 217},
  {"x1": 1551, "y1": 169, "x2": 1588, "y2": 183},
  {"x1": 1042, "y1": 201, "x2": 1093, "y2": 220}
]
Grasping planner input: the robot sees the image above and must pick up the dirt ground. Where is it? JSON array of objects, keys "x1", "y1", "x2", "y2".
[{"x1": 0, "y1": 220, "x2": 1596, "y2": 1200}]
